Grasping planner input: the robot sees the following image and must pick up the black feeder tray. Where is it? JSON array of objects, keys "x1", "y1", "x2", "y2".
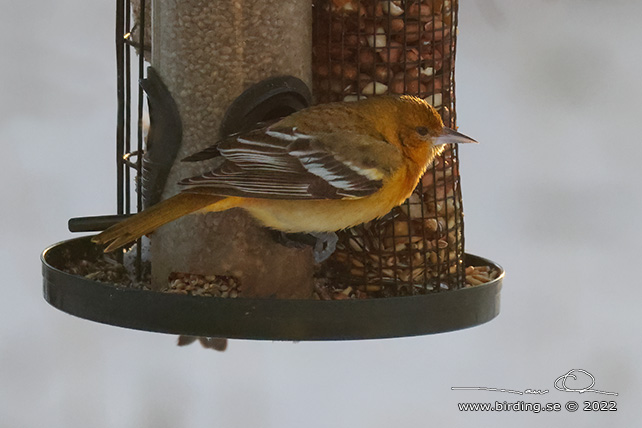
[{"x1": 42, "y1": 236, "x2": 502, "y2": 341}]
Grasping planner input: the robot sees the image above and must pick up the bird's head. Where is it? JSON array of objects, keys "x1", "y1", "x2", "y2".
[
  {"x1": 397, "y1": 95, "x2": 477, "y2": 146},
  {"x1": 392, "y1": 95, "x2": 477, "y2": 165}
]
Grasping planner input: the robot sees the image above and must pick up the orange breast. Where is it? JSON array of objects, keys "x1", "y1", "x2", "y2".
[{"x1": 236, "y1": 168, "x2": 417, "y2": 233}]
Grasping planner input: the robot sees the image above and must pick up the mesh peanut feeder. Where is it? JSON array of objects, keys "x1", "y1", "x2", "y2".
[
  {"x1": 313, "y1": 0, "x2": 464, "y2": 295},
  {"x1": 42, "y1": 0, "x2": 503, "y2": 340}
]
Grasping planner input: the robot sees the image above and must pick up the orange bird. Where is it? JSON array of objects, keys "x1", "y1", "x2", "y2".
[{"x1": 93, "y1": 95, "x2": 477, "y2": 259}]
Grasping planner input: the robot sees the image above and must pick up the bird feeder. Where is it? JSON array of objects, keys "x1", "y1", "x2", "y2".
[{"x1": 42, "y1": 0, "x2": 503, "y2": 341}]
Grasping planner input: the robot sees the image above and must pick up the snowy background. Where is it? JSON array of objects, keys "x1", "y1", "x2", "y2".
[{"x1": 1, "y1": 0, "x2": 641, "y2": 426}]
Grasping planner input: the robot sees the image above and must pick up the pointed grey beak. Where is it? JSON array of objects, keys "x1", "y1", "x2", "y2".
[{"x1": 435, "y1": 127, "x2": 478, "y2": 146}]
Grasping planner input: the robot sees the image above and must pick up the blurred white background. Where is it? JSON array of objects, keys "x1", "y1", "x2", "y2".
[{"x1": 1, "y1": 0, "x2": 641, "y2": 426}]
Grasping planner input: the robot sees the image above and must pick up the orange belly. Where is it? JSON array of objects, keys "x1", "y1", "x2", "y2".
[{"x1": 214, "y1": 168, "x2": 417, "y2": 233}]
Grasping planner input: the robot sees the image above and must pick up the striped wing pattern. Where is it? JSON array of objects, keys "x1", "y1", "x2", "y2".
[{"x1": 179, "y1": 127, "x2": 384, "y2": 200}]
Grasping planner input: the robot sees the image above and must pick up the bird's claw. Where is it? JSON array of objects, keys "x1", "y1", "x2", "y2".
[
  {"x1": 272, "y1": 231, "x2": 338, "y2": 263},
  {"x1": 309, "y1": 232, "x2": 338, "y2": 263}
]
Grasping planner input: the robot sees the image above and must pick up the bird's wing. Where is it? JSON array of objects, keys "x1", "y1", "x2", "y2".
[{"x1": 178, "y1": 126, "x2": 402, "y2": 200}]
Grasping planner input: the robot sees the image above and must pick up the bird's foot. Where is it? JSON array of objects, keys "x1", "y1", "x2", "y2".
[
  {"x1": 272, "y1": 231, "x2": 338, "y2": 263},
  {"x1": 309, "y1": 232, "x2": 338, "y2": 263}
]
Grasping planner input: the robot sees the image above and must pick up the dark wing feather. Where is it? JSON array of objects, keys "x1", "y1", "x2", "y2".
[
  {"x1": 182, "y1": 118, "x2": 284, "y2": 162},
  {"x1": 181, "y1": 145, "x2": 221, "y2": 162},
  {"x1": 179, "y1": 126, "x2": 391, "y2": 200}
]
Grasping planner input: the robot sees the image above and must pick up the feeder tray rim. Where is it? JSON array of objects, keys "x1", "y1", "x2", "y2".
[{"x1": 42, "y1": 236, "x2": 503, "y2": 341}]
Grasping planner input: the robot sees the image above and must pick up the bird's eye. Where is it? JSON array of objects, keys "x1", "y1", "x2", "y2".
[{"x1": 416, "y1": 126, "x2": 429, "y2": 136}]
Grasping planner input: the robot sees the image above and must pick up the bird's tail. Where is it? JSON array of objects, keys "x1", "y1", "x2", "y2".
[{"x1": 92, "y1": 193, "x2": 227, "y2": 252}]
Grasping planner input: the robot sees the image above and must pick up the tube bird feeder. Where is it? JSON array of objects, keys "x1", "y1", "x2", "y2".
[{"x1": 42, "y1": 0, "x2": 503, "y2": 341}]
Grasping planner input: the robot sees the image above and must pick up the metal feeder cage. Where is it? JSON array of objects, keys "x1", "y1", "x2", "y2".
[{"x1": 42, "y1": 0, "x2": 503, "y2": 341}]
